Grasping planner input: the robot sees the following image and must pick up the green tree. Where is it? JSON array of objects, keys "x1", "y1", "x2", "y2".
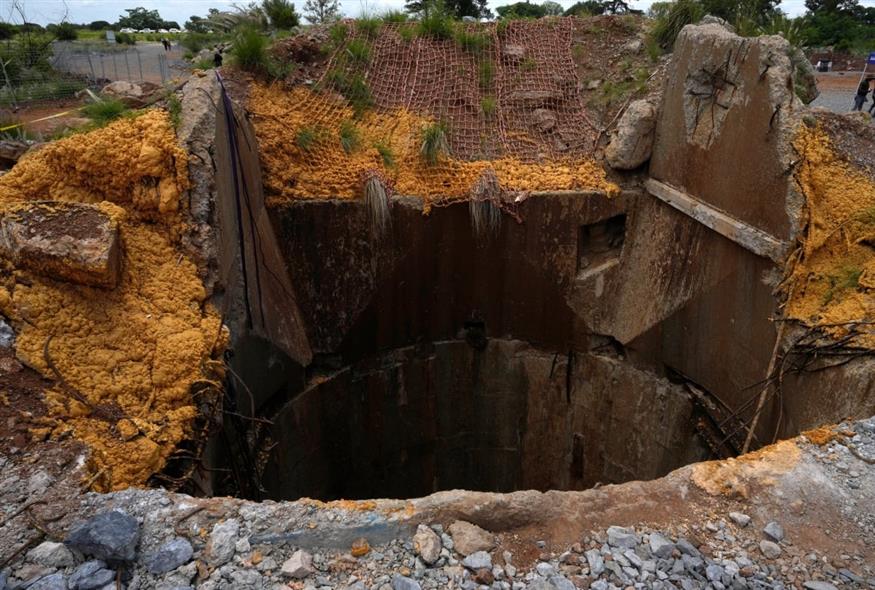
[
  {"x1": 117, "y1": 7, "x2": 164, "y2": 30},
  {"x1": 542, "y1": 1, "x2": 564, "y2": 15},
  {"x1": 88, "y1": 20, "x2": 112, "y2": 30},
  {"x1": 564, "y1": 0, "x2": 635, "y2": 15},
  {"x1": 51, "y1": 22, "x2": 78, "y2": 40},
  {"x1": 262, "y1": 0, "x2": 300, "y2": 28},
  {"x1": 496, "y1": 1, "x2": 547, "y2": 18},
  {"x1": 303, "y1": 0, "x2": 341, "y2": 23},
  {"x1": 406, "y1": 0, "x2": 492, "y2": 20},
  {"x1": 184, "y1": 16, "x2": 212, "y2": 33}
]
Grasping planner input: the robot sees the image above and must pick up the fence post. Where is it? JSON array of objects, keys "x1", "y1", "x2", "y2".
[
  {"x1": 113, "y1": 52, "x2": 119, "y2": 80},
  {"x1": 124, "y1": 51, "x2": 131, "y2": 80},
  {"x1": 87, "y1": 52, "x2": 96, "y2": 83},
  {"x1": 137, "y1": 51, "x2": 143, "y2": 82}
]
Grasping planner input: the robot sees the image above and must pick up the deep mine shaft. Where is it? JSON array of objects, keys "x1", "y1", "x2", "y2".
[{"x1": 0, "y1": 11, "x2": 873, "y2": 589}]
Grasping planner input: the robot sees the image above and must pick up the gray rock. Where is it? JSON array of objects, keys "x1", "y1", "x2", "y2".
[
  {"x1": 228, "y1": 569, "x2": 262, "y2": 589},
  {"x1": 759, "y1": 540, "x2": 781, "y2": 559},
  {"x1": 281, "y1": 550, "x2": 315, "y2": 579},
  {"x1": 0, "y1": 318, "x2": 13, "y2": 348},
  {"x1": 206, "y1": 519, "x2": 239, "y2": 566},
  {"x1": 392, "y1": 575, "x2": 421, "y2": 590},
  {"x1": 447, "y1": 521, "x2": 495, "y2": 556},
  {"x1": 585, "y1": 549, "x2": 604, "y2": 575},
  {"x1": 413, "y1": 525, "x2": 441, "y2": 565},
  {"x1": 68, "y1": 561, "x2": 109, "y2": 590},
  {"x1": 607, "y1": 526, "x2": 639, "y2": 549},
  {"x1": 706, "y1": 564, "x2": 724, "y2": 582},
  {"x1": 145, "y1": 538, "x2": 194, "y2": 574},
  {"x1": 605, "y1": 100, "x2": 657, "y2": 170},
  {"x1": 535, "y1": 562, "x2": 555, "y2": 577},
  {"x1": 71, "y1": 567, "x2": 114, "y2": 590},
  {"x1": 763, "y1": 521, "x2": 784, "y2": 542},
  {"x1": 590, "y1": 580, "x2": 609, "y2": 590},
  {"x1": 524, "y1": 580, "x2": 555, "y2": 590},
  {"x1": 26, "y1": 542, "x2": 76, "y2": 568},
  {"x1": 548, "y1": 575, "x2": 575, "y2": 590},
  {"x1": 802, "y1": 583, "x2": 837, "y2": 590},
  {"x1": 728, "y1": 512, "x2": 751, "y2": 527},
  {"x1": 27, "y1": 573, "x2": 67, "y2": 590},
  {"x1": 462, "y1": 551, "x2": 492, "y2": 571},
  {"x1": 65, "y1": 511, "x2": 140, "y2": 562},
  {"x1": 676, "y1": 538, "x2": 700, "y2": 556},
  {"x1": 649, "y1": 533, "x2": 675, "y2": 558}
]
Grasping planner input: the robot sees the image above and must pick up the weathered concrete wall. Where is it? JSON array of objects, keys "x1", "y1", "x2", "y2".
[
  {"x1": 258, "y1": 339, "x2": 705, "y2": 501},
  {"x1": 270, "y1": 192, "x2": 630, "y2": 357},
  {"x1": 649, "y1": 23, "x2": 802, "y2": 242}
]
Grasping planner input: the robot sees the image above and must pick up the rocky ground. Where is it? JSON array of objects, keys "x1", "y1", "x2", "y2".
[{"x1": 0, "y1": 417, "x2": 872, "y2": 590}]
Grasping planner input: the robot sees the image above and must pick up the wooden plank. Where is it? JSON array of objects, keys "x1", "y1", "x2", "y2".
[{"x1": 645, "y1": 178, "x2": 786, "y2": 262}]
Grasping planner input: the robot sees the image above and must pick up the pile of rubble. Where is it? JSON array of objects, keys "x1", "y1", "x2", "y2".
[{"x1": 0, "y1": 418, "x2": 871, "y2": 590}]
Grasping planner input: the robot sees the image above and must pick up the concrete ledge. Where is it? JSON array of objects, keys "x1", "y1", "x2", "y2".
[
  {"x1": 0, "y1": 201, "x2": 122, "y2": 288},
  {"x1": 645, "y1": 178, "x2": 786, "y2": 262}
]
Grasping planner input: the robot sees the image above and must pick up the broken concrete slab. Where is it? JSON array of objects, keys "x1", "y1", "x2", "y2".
[{"x1": 0, "y1": 201, "x2": 123, "y2": 288}]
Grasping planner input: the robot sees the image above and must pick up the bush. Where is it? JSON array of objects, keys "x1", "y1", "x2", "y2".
[
  {"x1": 52, "y1": 22, "x2": 78, "y2": 41},
  {"x1": 0, "y1": 23, "x2": 14, "y2": 40},
  {"x1": 417, "y1": 7, "x2": 455, "y2": 39},
  {"x1": 88, "y1": 20, "x2": 112, "y2": 31},
  {"x1": 232, "y1": 26, "x2": 269, "y2": 73},
  {"x1": 116, "y1": 32, "x2": 136, "y2": 45},
  {"x1": 356, "y1": 16, "x2": 382, "y2": 38},
  {"x1": 83, "y1": 99, "x2": 128, "y2": 126}
]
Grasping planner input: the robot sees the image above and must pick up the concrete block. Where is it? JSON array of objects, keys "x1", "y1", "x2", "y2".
[{"x1": 0, "y1": 201, "x2": 123, "y2": 288}]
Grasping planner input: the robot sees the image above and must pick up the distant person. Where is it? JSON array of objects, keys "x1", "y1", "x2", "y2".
[
  {"x1": 853, "y1": 77, "x2": 872, "y2": 111},
  {"x1": 213, "y1": 48, "x2": 223, "y2": 69},
  {"x1": 162, "y1": 38, "x2": 171, "y2": 52}
]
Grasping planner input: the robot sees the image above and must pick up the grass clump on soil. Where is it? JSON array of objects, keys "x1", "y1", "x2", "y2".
[
  {"x1": 83, "y1": 98, "x2": 128, "y2": 127},
  {"x1": 296, "y1": 126, "x2": 323, "y2": 151},
  {"x1": 339, "y1": 120, "x2": 361, "y2": 153},
  {"x1": 417, "y1": 11, "x2": 455, "y2": 39},
  {"x1": 420, "y1": 120, "x2": 449, "y2": 165},
  {"x1": 398, "y1": 26, "x2": 416, "y2": 42},
  {"x1": 345, "y1": 38, "x2": 371, "y2": 64},
  {"x1": 232, "y1": 26, "x2": 270, "y2": 73},
  {"x1": 481, "y1": 95, "x2": 496, "y2": 117},
  {"x1": 374, "y1": 141, "x2": 396, "y2": 167},
  {"x1": 326, "y1": 69, "x2": 374, "y2": 117},
  {"x1": 357, "y1": 16, "x2": 383, "y2": 38},
  {"x1": 649, "y1": 0, "x2": 704, "y2": 52},
  {"x1": 478, "y1": 60, "x2": 495, "y2": 90},
  {"x1": 167, "y1": 93, "x2": 182, "y2": 129},
  {"x1": 455, "y1": 28, "x2": 492, "y2": 54},
  {"x1": 382, "y1": 10, "x2": 408, "y2": 23},
  {"x1": 329, "y1": 22, "x2": 349, "y2": 46}
]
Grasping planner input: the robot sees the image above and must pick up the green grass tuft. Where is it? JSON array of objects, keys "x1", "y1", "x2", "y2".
[
  {"x1": 417, "y1": 12, "x2": 455, "y2": 39},
  {"x1": 329, "y1": 22, "x2": 349, "y2": 46},
  {"x1": 478, "y1": 60, "x2": 494, "y2": 89},
  {"x1": 374, "y1": 141, "x2": 396, "y2": 167},
  {"x1": 167, "y1": 93, "x2": 182, "y2": 129},
  {"x1": 296, "y1": 126, "x2": 322, "y2": 151},
  {"x1": 382, "y1": 10, "x2": 408, "y2": 23},
  {"x1": 340, "y1": 120, "x2": 361, "y2": 153},
  {"x1": 83, "y1": 98, "x2": 128, "y2": 126},
  {"x1": 420, "y1": 121, "x2": 449, "y2": 165},
  {"x1": 326, "y1": 69, "x2": 374, "y2": 117},
  {"x1": 357, "y1": 16, "x2": 382, "y2": 38},
  {"x1": 455, "y1": 28, "x2": 492, "y2": 54},
  {"x1": 480, "y1": 95, "x2": 496, "y2": 117},
  {"x1": 345, "y1": 38, "x2": 371, "y2": 64}
]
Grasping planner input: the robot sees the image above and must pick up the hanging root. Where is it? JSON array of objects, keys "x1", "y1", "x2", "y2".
[
  {"x1": 362, "y1": 169, "x2": 392, "y2": 236},
  {"x1": 469, "y1": 168, "x2": 503, "y2": 241}
]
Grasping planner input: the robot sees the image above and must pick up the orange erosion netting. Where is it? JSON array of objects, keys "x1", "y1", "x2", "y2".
[{"x1": 248, "y1": 18, "x2": 620, "y2": 210}]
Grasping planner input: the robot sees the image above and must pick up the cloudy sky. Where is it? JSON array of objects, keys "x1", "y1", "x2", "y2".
[{"x1": 1, "y1": 0, "x2": 869, "y2": 26}]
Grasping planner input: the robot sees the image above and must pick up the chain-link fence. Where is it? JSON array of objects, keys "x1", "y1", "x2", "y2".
[{"x1": 0, "y1": 38, "x2": 181, "y2": 108}]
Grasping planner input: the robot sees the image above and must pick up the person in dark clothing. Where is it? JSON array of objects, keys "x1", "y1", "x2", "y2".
[
  {"x1": 213, "y1": 48, "x2": 223, "y2": 68},
  {"x1": 854, "y1": 77, "x2": 872, "y2": 111}
]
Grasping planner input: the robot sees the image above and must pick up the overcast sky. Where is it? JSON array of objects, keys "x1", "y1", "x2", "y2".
[{"x1": 2, "y1": 0, "x2": 872, "y2": 26}]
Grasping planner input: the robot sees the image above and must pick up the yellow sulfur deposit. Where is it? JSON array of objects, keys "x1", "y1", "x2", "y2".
[
  {"x1": 247, "y1": 84, "x2": 618, "y2": 210},
  {"x1": 0, "y1": 111, "x2": 224, "y2": 490},
  {"x1": 785, "y1": 124, "x2": 875, "y2": 347}
]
